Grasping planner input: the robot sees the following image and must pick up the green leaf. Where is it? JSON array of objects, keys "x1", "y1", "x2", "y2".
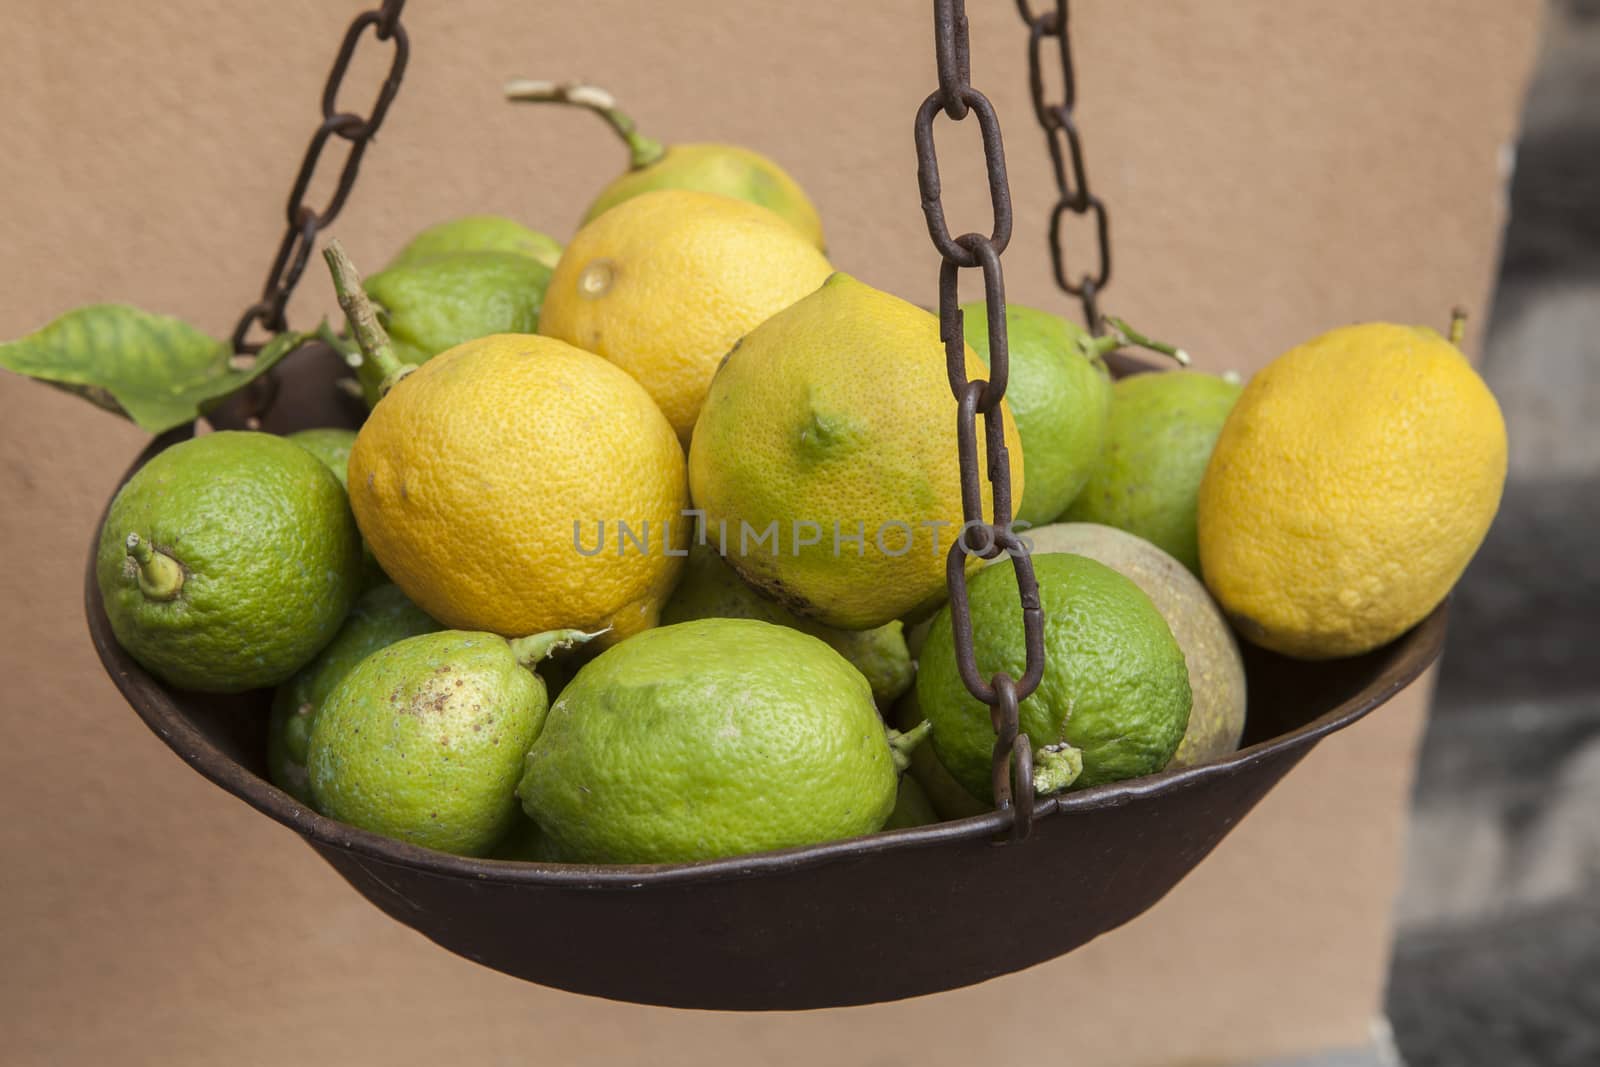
[{"x1": 0, "y1": 304, "x2": 313, "y2": 433}]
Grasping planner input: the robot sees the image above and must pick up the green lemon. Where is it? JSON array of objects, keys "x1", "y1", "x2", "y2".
[
  {"x1": 1022, "y1": 523, "x2": 1247, "y2": 769},
  {"x1": 962, "y1": 302, "x2": 1111, "y2": 526},
  {"x1": 520, "y1": 619, "x2": 925, "y2": 864},
  {"x1": 308, "y1": 628, "x2": 591, "y2": 856},
  {"x1": 358, "y1": 251, "x2": 552, "y2": 405},
  {"x1": 267, "y1": 583, "x2": 442, "y2": 805},
  {"x1": 387, "y1": 215, "x2": 562, "y2": 271},
  {"x1": 95, "y1": 431, "x2": 363, "y2": 693},
  {"x1": 286, "y1": 427, "x2": 356, "y2": 487},
  {"x1": 884, "y1": 774, "x2": 939, "y2": 830},
  {"x1": 918, "y1": 552, "x2": 1191, "y2": 801},
  {"x1": 1063, "y1": 370, "x2": 1242, "y2": 576},
  {"x1": 288, "y1": 427, "x2": 389, "y2": 590},
  {"x1": 659, "y1": 543, "x2": 913, "y2": 705}
]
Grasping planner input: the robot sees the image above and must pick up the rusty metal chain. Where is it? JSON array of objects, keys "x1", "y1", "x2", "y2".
[
  {"x1": 916, "y1": 0, "x2": 1047, "y2": 842},
  {"x1": 1016, "y1": 0, "x2": 1110, "y2": 333},
  {"x1": 229, "y1": 0, "x2": 410, "y2": 356}
]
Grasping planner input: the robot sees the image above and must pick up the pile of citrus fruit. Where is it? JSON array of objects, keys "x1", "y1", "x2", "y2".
[{"x1": 4, "y1": 82, "x2": 1507, "y2": 864}]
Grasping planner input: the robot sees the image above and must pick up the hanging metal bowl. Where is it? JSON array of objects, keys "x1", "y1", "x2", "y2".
[
  {"x1": 88, "y1": 342, "x2": 1446, "y2": 1010},
  {"x1": 72, "y1": 0, "x2": 1453, "y2": 1013}
]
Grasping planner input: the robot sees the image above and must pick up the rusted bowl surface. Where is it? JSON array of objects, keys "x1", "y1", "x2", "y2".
[{"x1": 89, "y1": 344, "x2": 1446, "y2": 1010}]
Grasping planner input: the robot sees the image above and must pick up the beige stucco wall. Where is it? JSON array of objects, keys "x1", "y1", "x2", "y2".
[{"x1": 0, "y1": 2, "x2": 1539, "y2": 1064}]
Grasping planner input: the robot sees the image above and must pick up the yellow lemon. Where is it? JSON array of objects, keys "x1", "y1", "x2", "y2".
[
  {"x1": 1197, "y1": 323, "x2": 1506, "y2": 659},
  {"x1": 688, "y1": 273, "x2": 1024, "y2": 631},
  {"x1": 537, "y1": 189, "x2": 833, "y2": 442},
  {"x1": 348, "y1": 333, "x2": 688, "y2": 642}
]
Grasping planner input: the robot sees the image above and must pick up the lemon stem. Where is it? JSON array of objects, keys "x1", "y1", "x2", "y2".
[
  {"x1": 503, "y1": 80, "x2": 667, "y2": 170},
  {"x1": 1449, "y1": 306, "x2": 1468, "y2": 347},
  {"x1": 509, "y1": 628, "x2": 606, "y2": 668},
  {"x1": 886, "y1": 719, "x2": 933, "y2": 773},
  {"x1": 1079, "y1": 332, "x2": 1123, "y2": 360},
  {"x1": 1103, "y1": 316, "x2": 1191, "y2": 367},
  {"x1": 1032, "y1": 742, "x2": 1083, "y2": 795},
  {"x1": 125, "y1": 533, "x2": 184, "y2": 601},
  {"x1": 324, "y1": 240, "x2": 410, "y2": 403}
]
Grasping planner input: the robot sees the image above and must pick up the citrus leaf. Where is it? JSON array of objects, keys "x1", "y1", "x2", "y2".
[
  {"x1": 194, "y1": 325, "x2": 322, "y2": 414},
  {"x1": 0, "y1": 304, "x2": 312, "y2": 433}
]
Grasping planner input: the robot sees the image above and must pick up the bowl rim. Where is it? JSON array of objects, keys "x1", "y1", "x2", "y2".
[{"x1": 89, "y1": 428, "x2": 1447, "y2": 889}]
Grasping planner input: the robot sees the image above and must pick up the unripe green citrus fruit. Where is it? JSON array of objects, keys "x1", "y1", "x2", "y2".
[
  {"x1": 962, "y1": 302, "x2": 1111, "y2": 526},
  {"x1": 520, "y1": 619, "x2": 921, "y2": 863},
  {"x1": 1063, "y1": 371, "x2": 1242, "y2": 576},
  {"x1": 95, "y1": 430, "x2": 363, "y2": 693},
  {"x1": 308, "y1": 628, "x2": 587, "y2": 856},
  {"x1": 267, "y1": 583, "x2": 441, "y2": 805},
  {"x1": 918, "y1": 552, "x2": 1191, "y2": 801}
]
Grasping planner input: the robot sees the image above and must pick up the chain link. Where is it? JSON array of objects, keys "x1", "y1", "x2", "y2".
[
  {"x1": 230, "y1": 0, "x2": 410, "y2": 356},
  {"x1": 916, "y1": 0, "x2": 1047, "y2": 841},
  {"x1": 1017, "y1": 0, "x2": 1111, "y2": 333}
]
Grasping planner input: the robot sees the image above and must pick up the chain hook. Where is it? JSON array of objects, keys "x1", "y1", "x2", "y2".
[
  {"x1": 988, "y1": 674, "x2": 1037, "y2": 842},
  {"x1": 1018, "y1": 0, "x2": 1111, "y2": 333},
  {"x1": 918, "y1": 0, "x2": 1046, "y2": 844},
  {"x1": 229, "y1": 1, "x2": 411, "y2": 358}
]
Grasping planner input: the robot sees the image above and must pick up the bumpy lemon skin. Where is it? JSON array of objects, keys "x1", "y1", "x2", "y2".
[
  {"x1": 1197, "y1": 323, "x2": 1507, "y2": 659},
  {"x1": 519, "y1": 619, "x2": 896, "y2": 864},
  {"x1": 918, "y1": 553, "x2": 1191, "y2": 801},
  {"x1": 537, "y1": 189, "x2": 832, "y2": 443},
  {"x1": 95, "y1": 431, "x2": 364, "y2": 693},
  {"x1": 687, "y1": 273, "x2": 1024, "y2": 631},
  {"x1": 267, "y1": 583, "x2": 442, "y2": 805},
  {"x1": 348, "y1": 334, "x2": 689, "y2": 644},
  {"x1": 1023, "y1": 522, "x2": 1246, "y2": 768},
  {"x1": 308, "y1": 630, "x2": 549, "y2": 857}
]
